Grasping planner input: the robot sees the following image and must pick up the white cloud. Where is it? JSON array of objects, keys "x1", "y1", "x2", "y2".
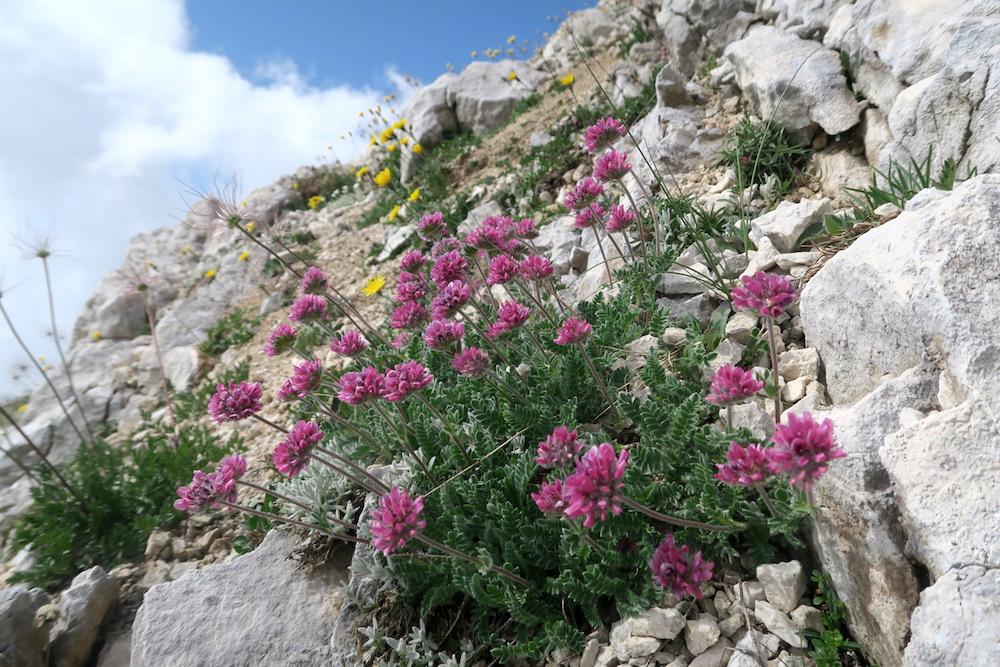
[{"x1": 0, "y1": 0, "x2": 405, "y2": 397}]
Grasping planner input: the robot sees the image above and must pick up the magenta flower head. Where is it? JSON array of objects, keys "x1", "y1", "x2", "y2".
[
  {"x1": 593, "y1": 149, "x2": 632, "y2": 182},
  {"x1": 369, "y1": 486, "x2": 427, "y2": 555},
  {"x1": 208, "y1": 381, "x2": 262, "y2": 422},
  {"x1": 286, "y1": 359, "x2": 324, "y2": 399},
  {"x1": 706, "y1": 364, "x2": 764, "y2": 406},
  {"x1": 515, "y1": 218, "x2": 538, "y2": 239},
  {"x1": 452, "y1": 347, "x2": 489, "y2": 377},
  {"x1": 330, "y1": 330, "x2": 368, "y2": 356},
  {"x1": 272, "y1": 421, "x2": 324, "y2": 477},
  {"x1": 486, "y1": 300, "x2": 530, "y2": 339},
  {"x1": 606, "y1": 204, "x2": 637, "y2": 233},
  {"x1": 417, "y1": 211, "x2": 449, "y2": 241},
  {"x1": 519, "y1": 255, "x2": 553, "y2": 280},
  {"x1": 430, "y1": 250, "x2": 468, "y2": 289},
  {"x1": 431, "y1": 236, "x2": 464, "y2": 258},
  {"x1": 391, "y1": 302, "x2": 430, "y2": 330},
  {"x1": 554, "y1": 316, "x2": 592, "y2": 345},
  {"x1": 289, "y1": 293, "x2": 330, "y2": 323},
  {"x1": 430, "y1": 280, "x2": 471, "y2": 320},
  {"x1": 563, "y1": 177, "x2": 604, "y2": 211},
  {"x1": 423, "y1": 319, "x2": 465, "y2": 350},
  {"x1": 174, "y1": 455, "x2": 245, "y2": 511},
  {"x1": 337, "y1": 366, "x2": 386, "y2": 405},
  {"x1": 399, "y1": 250, "x2": 427, "y2": 272},
  {"x1": 299, "y1": 266, "x2": 329, "y2": 294},
  {"x1": 264, "y1": 324, "x2": 298, "y2": 357},
  {"x1": 574, "y1": 202, "x2": 606, "y2": 229},
  {"x1": 392, "y1": 332, "x2": 412, "y2": 349},
  {"x1": 562, "y1": 443, "x2": 629, "y2": 528},
  {"x1": 395, "y1": 272, "x2": 430, "y2": 303},
  {"x1": 531, "y1": 478, "x2": 569, "y2": 515},
  {"x1": 584, "y1": 116, "x2": 627, "y2": 153},
  {"x1": 714, "y1": 442, "x2": 772, "y2": 487},
  {"x1": 384, "y1": 361, "x2": 433, "y2": 401},
  {"x1": 486, "y1": 254, "x2": 520, "y2": 285},
  {"x1": 768, "y1": 411, "x2": 845, "y2": 490},
  {"x1": 731, "y1": 271, "x2": 798, "y2": 319},
  {"x1": 217, "y1": 454, "x2": 248, "y2": 479},
  {"x1": 650, "y1": 534, "x2": 714, "y2": 600},
  {"x1": 536, "y1": 426, "x2": 583, "y2": 469}
]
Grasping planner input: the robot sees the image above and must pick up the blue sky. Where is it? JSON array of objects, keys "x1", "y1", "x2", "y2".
[{"x1": 0, "y1": 0, "x2": 587, "y2": 400}]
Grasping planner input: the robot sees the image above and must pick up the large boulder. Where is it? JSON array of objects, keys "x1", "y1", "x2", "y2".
[
  {"x1": 724, "y1": 25, "x2": 862, "y2": 139},
  {"x1": 656, "y1": 0, "x2": 756, "y2": 76},
  {"x1": 801, "y1": 174, "x2": 1000, "y2": 667},
  {"x1": 0, "y1": 587, "x2": 51, "y2": 667},
  {"x1": 49, "y1": 566, "x2": 119, "y2": 667},
  {"x1": 131, "y1": 529, "x2": 351, "y2": 666}
]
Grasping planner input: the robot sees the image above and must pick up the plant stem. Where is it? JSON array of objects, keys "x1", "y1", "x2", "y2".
[
  {"x1": 575, "y1": 340, "x2": 620, "y2": 424},
  {"x1": 753, "y1": 482, "x2": 779, "y2": 518},
  {"x1": 415, "y1": 533, "x2": 528, "y2": 586},
  {"x1": 216, "y1": 501, "x2": 369, "y2": 544},
  {"x1": 235, "y1": 479, "x2": 359, "y2": 531},
  {"x1": 622, "y1": 496, "x2": 745, "y2": 532},
  {"x1": 765, "y1": 315, "x2": 783, "y2": 420},
  {"x1": 0, "y1": 404, "x2": 84, "y2": 506},
  {"x1": 250, "y1": 413, "x2": 289, "y2": 434}
]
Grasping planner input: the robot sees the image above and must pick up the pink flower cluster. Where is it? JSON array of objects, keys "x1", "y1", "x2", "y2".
[
  {"x1": 175, "y1": 454, "x2": 246, "y2": 511},
  {"x1": 650, "y1": 534, "x2": 714, "y2": 600},
  {"x1": 430, "y1": 250, "x2": 468, "y2": 289},
  {"x1": 714, "y1": 412, "x2": 845, "y2": 491},
  {"x1": 583, "y1": 116, "x2": 627, "y2": 153},
  {"x1": 417, "y1": 211, "x2": 449, "y2": 241},
  {"x1": 369, "y1": 486, "x2": 426, "y2": 555},
  {"x1": 329, "y1": 330, "x2": 367, "y2": 356},
  {"x1": 263, "y1": 324, "x2": 298, "y2": 357},
  {"x1": 289, "y1": 293, "x2": 330, "y2": 322},
  {"x1": 272, "y1": 421, "x2": 324, "y2": 477},
  {"x1": 485, "y1": 300, "x2": 531, "y2": 340},
  {"x1": 299, "y1": 266, "x2": 329, "y2": 294},
  {"x1": 731, "y1": 271, "x2": 798, "y2": 319},
  {"x1": 383, "y1": 361, "x2": 433, "y2": 401},
  {"x1": 535, "y1": 426, "x2": 583, "y2": 468},
  {"x1": 451, "y1": 347, "x2": 489, "y2": 377},
  {"x1": 554, "y1": 317, "x2": 592, "y2": 345},
  {"x1": 563, "y1": 178, "x2": 604, "y2": 212},
  {"x1": 337, "y1": 367, "x2": 387, "y2": 405},
  {"x1": 423, "y1": 320, "x2": 464, "y2": 350},
  {"x1": 208, "y1": 381, "x2": 262, "y2": 422},
  {"x1": 277, "y1": 359, "x2": 324, "y2": 400},
  {"x1": 705, "y1": 364, "x2": 764, "y2": 406},
  {"x1": 593, "y1": 150, "x2": 631, "y2": 183}
]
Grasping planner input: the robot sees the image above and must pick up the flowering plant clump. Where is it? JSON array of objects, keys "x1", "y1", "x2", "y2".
[
  {"x1": 731, "y1": 271, "x2": 798, "y2": 319},
  {"x1": 562, "y1": 443, "x2": 629, "y2": 528},
  {"x1": 369, "y1": 487, "x2": 426, "y2": 555},
  {"x1": 207, "y1": 381, "x2": 262, "y2": 422},
  {"x1": 263, "y1": 324, "x2": 298, "y2": 357},
  {"x1": 650, "y1": 534, "x2": 714, "y2": 599},
  {"x1": 768, "y1": 412, "x2": 845, "y2": 490},
  {"x1": 706, "y1": 364, "x2": 764, "y2": 406}
]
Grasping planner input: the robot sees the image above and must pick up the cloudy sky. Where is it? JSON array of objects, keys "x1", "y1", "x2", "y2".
[{"x1": 0, "y1": 0, "x2": 583, "y2": 399}]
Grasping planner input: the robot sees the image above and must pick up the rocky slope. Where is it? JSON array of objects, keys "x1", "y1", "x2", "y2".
[{"x1": 2, "y1": 1, "x2": 999, "y2": 665}]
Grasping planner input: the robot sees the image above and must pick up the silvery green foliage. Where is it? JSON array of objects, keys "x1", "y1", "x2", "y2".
[
  {"x1": 348, "y1": 552, "x2": 400, "y2": 597},
  {"x1": 362, "y1": 619, "x2": 474, "y2": 667},
  {"x1": 276, "y1": 462, "x2": 358, "y2": 528}
]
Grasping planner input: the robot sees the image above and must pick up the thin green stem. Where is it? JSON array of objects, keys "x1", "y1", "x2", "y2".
[
  {"x1": 622, "y1": 497, "x2": 745, "y2": 532},
  {"x1": 216, "y1": 501, "x2": 368, "y2": 544},
  {"x1": 0, "y1": 403, "x2": 84, "y2": 506},
  {"x1": 575, "y1": 340, "x2": 620, "y2": 424},
  {"x1": 415, "y1": 393, "x2": 473, "y2": 465},
  {"x1": 415, "y1": 534, "x2": 528, "y2": 586},
  {"x1": 765, "y1": 315, "x2": 783, "y2": 420}
]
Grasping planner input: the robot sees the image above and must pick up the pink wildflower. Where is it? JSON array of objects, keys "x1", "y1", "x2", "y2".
[
  {"x1": 417, "y1": 211, "x2": 449, "y2": 241},
  {"x1": 174, "y1": 455, "x2": 245, "y2": 511},
  {"x1": 369, "y1": 486, "x2": 427, "y2": 555},
  {"x1": 714, "y1": 442, "x2": 772, "y2": 487},
  {"x1": 574, "y1": 202, "x2": 606, "y2": 229},
  {"x1": 289, "y1": 293, "x2": 330, "y2": 323},
  {"x1": 383, "y1": 361, "x2": 433, "y2": 401},
  {"x1": 485, "y1": 300, "x2": 530, "y2": 339},
  {"x1": 391, "y1": 302, "x2": 429, "y2": 329},
  {"x1": 329, "y1": 330, "x2": 368, "y2": 356},
  {"x1": 395, "y1": 272, "x2": 429, "y2": 303},
  {"x1": 263, "y1": 324, "x2": 298, "y2": 357},
  {"x1": 584, "y1": 116, "x2": 627, "y2": 153},
  {"x1": 337, "y1": 367, "x2": 386, "y2": 405},
  {"x1": 272, "y1": 421, "x2": 324, "y2": 477},
  {"x1": 535, "y1": 426, "x2": 583, "y2": 468},
  {"x1": 768, "y1": 412, "x2": 845, "y2": 490},
  {"x1": 286, "y1": 359, "x2": 324, "y2": 399},
  {"x1": 467, "y1": 216, "x2": 519, "y2": 253},
  {"x1": 706, "y1": 364, "x2": 764, "y2": 406},
  {"x1": 486, "y1": 254, "x2": 520, "y2": 285},
  {"x1": 649, "y1": 534, "x2": 714, "y2": 599},
  {"x1": 399, "y1": 250, "x2": 427, "y2": 272},
  {"x1": 515, "y1": 218, "x2": 538, "y2": 238},
  {"x1": 299, "y1": 266, "x2": 329, "y2": 294},
  {"x1": 208, "y1": 381, "x2": 262, "y2": 422},
  {"x1": 430, "y1": 280, "x2": 471, "y2": 320},
  {"x1": 731, "y1": 271, "x2": 798, "y2": 319},
  {"x1": 531, "y1": 478, "x2": 569, "y2": 515},
  {"x1": 452, "y1": 347, "x2": 489, "y2": 377},
  {"x1": 606, "y1": 204, "x2": 637, "y2": 232},
  {"x1": 276, "y1": 378, "x2": 296, "y2": 401},
  {"x1": 562, "y1": 443, "x2": 629, "y2": 528},
  {"x1": 423, "y1": 320, "x2": 465, "y2": 350},
  {"x1": 554, "y1": 317, "x2": 592, "y2": 345},
  {"x1": 391, "y1": 332, "x2": 412, "y2": 349},
  {"x1": 430, "y1": 250, "x2": 467, "y2": 289},
  {"x1": 431, "y1": 237, "x2": 463, "y2": 258},
  {"x1": 593, "y1": 150, "x2": 632, "y2": 182},
  {"x1": 563, "y1": 177, "x2": 604, "y2": 211},
  {"x1": 519, "y1": 255, "x2": 553, "y2": 280}
]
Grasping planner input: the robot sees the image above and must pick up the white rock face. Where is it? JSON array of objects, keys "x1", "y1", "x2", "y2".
[
  {"x1": 750, "y1": 199, "x2": 832, "y2": 254},
  {"x1": 131, "y1": 529, "x2": 349, "y2": 666},
  {"x1": 49, "y1": 566, "x2": 119, "y2": 667},
  {"x1": 0, "y1": 587, "x2": 51, "y2": 667},
  {"x1": 725, "y1": 25, "x2": 861, "y2": 138},
  {"x1": 756, "y1": 561, "x2": 807, "y2": 613}
]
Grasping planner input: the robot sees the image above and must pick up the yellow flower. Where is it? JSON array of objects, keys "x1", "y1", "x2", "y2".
[
  {"x1": 205, "y1": 269, "x2": 217, "y2": 278},
  {"x1": 180, "y1": 245, "x2": 192, "y2": 254},
  {"x1": 400, "y1": 137, "x2": 410, "y2": 145},
  {"x1": 361, "y1": 275, "x2": 386, "y2": 296},
  {"x1": 368, "y1": 135, "x2": 377, "y2": 148},
  {"x1": 387, "y1": 143, "x2": 397, "y2": 152},
  {"x1": 412, "y1": 144, "x2": 423, "y2": 154},
  {"x1": 17, "y1": 404, "x2": 27, "y2": 413},
  {"x1": 42, "y1": 365, "x2": 52, "y2": 372},
  {"x1": 292, "y1": 182, "x2": 299, "y2": 190},
  {"x1": 507, "y1": 35, "x2": 516, "y2": 44},
  {"x1": 508, "y1": 71, "x2": 518, "y2": 81},
  {"x1": 383, "y1": 94, "x2": 392, "y2": 102},
  {"x1": 543, "y1": 32, "x2": 549, "y2": 38},
  {"x1": 355, "y1": 166, "x2": 370, "y2": 179},
  {"x1": 246, "y1": 221, "x2": 256, "y2": 233},
  {"x1": 308, "y1": 195, "x2": 325, "y2": 209},
  {"x1": 374, "y1": 168, "x2": 391, "y2": 187},
  {"x1": 387, "y1": 204, "x2": 401, "y2": 222},
  {"x1": 238, "y1": 251, "x2": 250, "y2": 262},
  {"x1": 91, "y1": 331, "x2": 101, "y2": 340},
  {"x1": 446, "y1": 62, "x2": 455, "y2": 72},
  {"x1": 407, "y1": 188, "x2": 420, "y2": 202},
  {"x1": 37, "y1": 356, "x2": 46, "y2": 362},
  {"x1": 240, "y1": 200, "x2": 248, "y2": 207},
  {"x1": 358, "y1": 110, "x2": 365, "y2": 117},
  {"x1": 471, "y1": 50, "x2": 478, "y2": 58},
  {"x1": 561, "y1": 74, "x2": 575, "y2": 86},
  {"x1": 507, "y1": 49, "x2": 514, "y2": 55},
  {"x1": 338, "y1": 135, "x2": 345, "y2": 140}
]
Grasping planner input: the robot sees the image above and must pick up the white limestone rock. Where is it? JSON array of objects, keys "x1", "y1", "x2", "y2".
[
  {"x1": 684, "y1": 617, "x2": 722, "y2": 656},
  {"x1": 756, "y1": 561, "x2": 807, "y2": 613},
  {"x1": 0, "y1": 587, "x2": 51, "y2": 667},
  {"x1": 750, "y1": 199, "x2": 833, "y2": 254},
  {"x1": 50, "y1": 566, "x2": 119, "y2": 667},
  {"x1": 754, "y1": 601, "x2": 807, "y2": 649},
  {"x1": 778, "y1": 348, "x2": 820, "y2": 382}
]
